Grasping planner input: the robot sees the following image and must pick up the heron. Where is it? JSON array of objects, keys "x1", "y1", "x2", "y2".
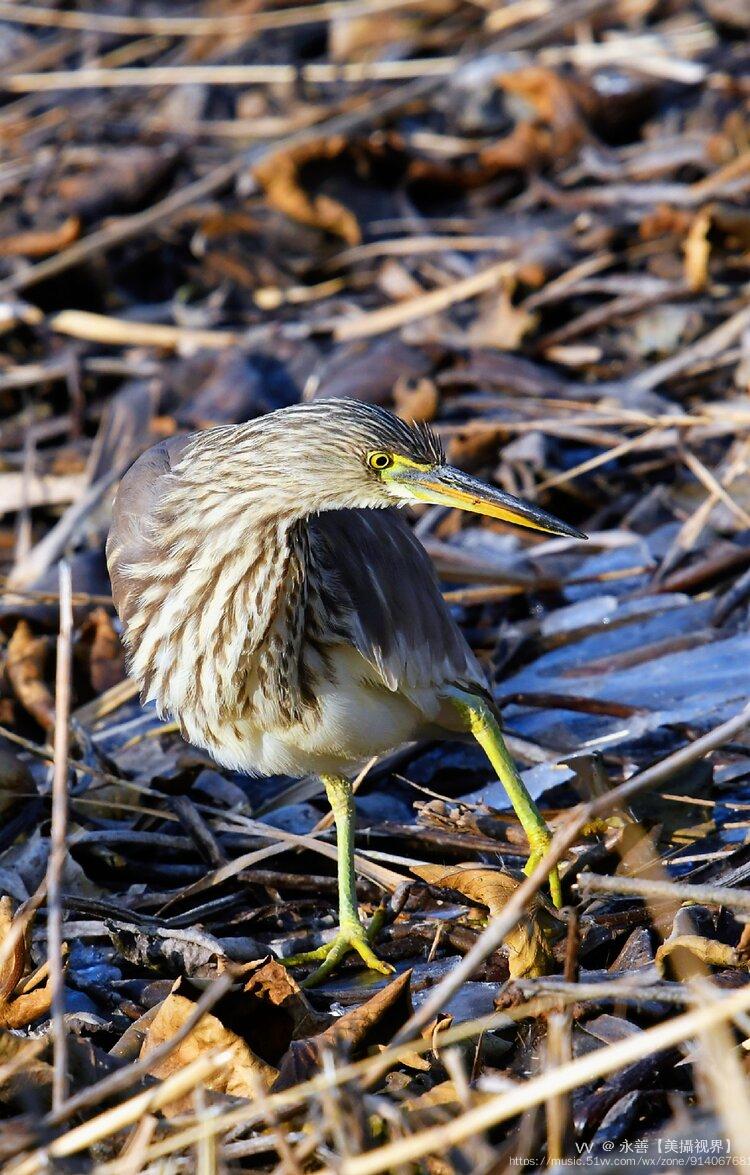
[{"x1": 107, "y1": 399, "x2": 584, "y2": 984}]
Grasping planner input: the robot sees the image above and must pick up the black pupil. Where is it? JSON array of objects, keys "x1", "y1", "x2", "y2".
[{"x1": 374, "y1": 455, "x2": 388, "y2": 468}]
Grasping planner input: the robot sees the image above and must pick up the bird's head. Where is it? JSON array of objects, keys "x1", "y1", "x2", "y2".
[
  {"x1": 329, "y1": 399, "x2": 585, "y2": 540},
  {"x1": 178, "y1": 399, "x2": 585, "y2": 541}
]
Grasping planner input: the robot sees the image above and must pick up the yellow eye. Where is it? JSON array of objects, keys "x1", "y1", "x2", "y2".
[{"x1": 367, "y1": 451, "x2": 393, "y2": 471}]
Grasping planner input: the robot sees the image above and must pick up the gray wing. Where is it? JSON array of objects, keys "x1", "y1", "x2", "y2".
[
  {"x1": 309, "y1": 508, "x2": 487, "y2": 696},
  {"x1": 106, "y1": 434, "x2": 189, "y2": 627}
]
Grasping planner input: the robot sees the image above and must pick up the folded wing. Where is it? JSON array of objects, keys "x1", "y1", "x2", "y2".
[{"x1": 309, "y1": 508, "x2": 487, "y2": 698}]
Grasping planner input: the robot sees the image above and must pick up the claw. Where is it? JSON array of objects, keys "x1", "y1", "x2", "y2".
[{"x1": 282, "y1": 922, "x2": 394, "y2": 987}]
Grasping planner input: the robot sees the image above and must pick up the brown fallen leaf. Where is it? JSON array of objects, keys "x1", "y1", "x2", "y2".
[
  {"x1": 6, "y1": 621, "x2": 56, "y2": 732},
  {"x1": 238, "y1": 957, "x2": 321, "y2": 1054},
  {"x1": 393, "y1": 376, "x2": 439, "y2": 423},
  {"x1": 656, "y1": 933, "x2": 740, "y2": 974},
  {"x1": 141, "y1": 985, "x2": 278, "y2": 1108},
  {"x1": 0, "y1": 897, "x2": 24, "y2": 1003},
  {"x1": 274, "y1": 969, "x2": 413, "y2": 1091},
  {"x1": 77, "y1": 607, "x2": 126, "y2": 694},
  {"x1": 468, "y1": 274, "x2": 539, "y2": 351},
  {"x1": 684, "y1": 207, "x2": 712, "y2": 291},
  {"x1": 0, "y1": 896, "x2": 56, "y2": 1029},
  {"x1": 0, "y1": 216, "x2": 80, "y2": 258},
  {"x1": 479, "y1": 67, "x2": 594, "y2": 173},
  {"x1": 254, "y1": 137, "x2": 361, "y2": 245},
  {"x1": 412, "y1": 864, "x2": 557, "y2": 979},
  {"x1": 0, "y1": 1030, "x2": 50, "y2": 1114}
]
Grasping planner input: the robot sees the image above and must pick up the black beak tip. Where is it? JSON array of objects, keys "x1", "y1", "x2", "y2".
[{"x1": 561, "y1": 522, "x2": 588, "y2": 541}]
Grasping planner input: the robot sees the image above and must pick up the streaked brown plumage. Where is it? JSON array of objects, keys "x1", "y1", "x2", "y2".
[{"x1": 107, "y1": 398, "x2": 583, "y2": 981}]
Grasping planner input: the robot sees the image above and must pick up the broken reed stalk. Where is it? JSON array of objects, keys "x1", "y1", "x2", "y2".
[
  {"x1": 0, "y1": 0, "x2": 416, "y2": 37},
  {"x1": 544, "y1": 1012, "x2": 572, "y2": 1165},
  {"x1": 47, "y1": 559, "x2": 72, "y2": 1111},
  {"x1": 578, "y1": 872, "x2": 750, "y2": 913}
]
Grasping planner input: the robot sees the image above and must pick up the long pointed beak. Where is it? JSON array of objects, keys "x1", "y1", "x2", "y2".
[{"x1": 396, "y1": 465, "x2": 587, "y2": 539}]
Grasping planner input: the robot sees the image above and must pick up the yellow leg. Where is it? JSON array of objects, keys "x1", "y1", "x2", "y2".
[
  {"x1": 282, "y1": 774, "x2": 394, "y2": 986},
  {"x1": 448, "y1": 690, "x2": 562, "y2": 907}
]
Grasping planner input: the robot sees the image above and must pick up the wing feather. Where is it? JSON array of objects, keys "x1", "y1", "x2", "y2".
[
  {"x1": 106, "y1": 435, "x2": 189, "y2": 626},
  {"x1": 308, "y1": 508, "x2": 486, "y2": 696}
]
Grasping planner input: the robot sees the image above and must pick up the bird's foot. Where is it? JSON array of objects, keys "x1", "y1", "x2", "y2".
[
  {"x1": 282, "y1": 916, "x2": 394, "y2": 988},
  {"x1": 525, "y1": 832, "x2": 562, "y2": 908}
]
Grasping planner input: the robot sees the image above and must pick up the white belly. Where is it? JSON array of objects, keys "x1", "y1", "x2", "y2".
[{"x1": 181, "y1": 645, "x2": 444, "y2": 778}]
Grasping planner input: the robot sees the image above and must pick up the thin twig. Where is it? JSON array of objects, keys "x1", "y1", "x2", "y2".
[
  {"x1": 5, "y1": 58, "x2": 458, "y2": 91},
  {"x1": 577, "y1": 872, "x2": 750, "y2": 913},
  {"x1": 0, "y1": 0, "x2": 420, "y2": 36},
  {"x1": 47, "y1": 560, "x2": 73, "y2": 1112}
]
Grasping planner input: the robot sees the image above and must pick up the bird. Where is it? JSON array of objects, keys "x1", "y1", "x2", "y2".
[{"x1": 106, "y1": 398, "x2": 584, "y2": 984}]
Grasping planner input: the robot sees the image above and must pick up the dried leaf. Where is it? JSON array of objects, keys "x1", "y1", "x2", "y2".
[
  {"x1": 412, "y1": 865, "x2": 557, "y2": 978},
  {"x1": 6, "y1": 621, "x2": 55, "y2": 732},
  {"x1": 0, "y1": 897, "x2": 55, "y2": 1028},
  {"x1": 468, "y1": 276, "x2": 538, "y2": 350},
  {"x1": 393, "y1": 377, "x2": 439, "y2": 422},
  {"x1": 78, "y1": 607, "x2": 126, "y2": 694},
  {"x1": 479, "y1": 67, "x2": 593, "y2": 173},
  {"x1": 0, "y1": 216, "x2": 80, "y2": 258},
  {"x1": 274, "y1": 969, "x2": 413, "y2": 1091},
  {"x1": 655, "y1": 934, "x2": 740, "y2": 973},
  {"x1": 239, "y1": 957, "x2": 320, "y2": 1049},
  {"x1": 0, "y1": 897, "x2": 24, "y2": 1002},
  {"x1": 683, "y1": 208, "x2": 712, "y2": 291},
  {"x1": 254, "y1": 138, "x2": 360, "y2": 244},
  {"x1": 141, "y1": 989, "x2": 278, "y2": 1107}
]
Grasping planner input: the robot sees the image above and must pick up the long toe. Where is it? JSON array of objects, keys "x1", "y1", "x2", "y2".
[
  {"x1": 283, "y1": 926, "x2": 394, "y2": 988},
  {"x1": 280, "y1": 944, "x2": 333, "y2": 968}
]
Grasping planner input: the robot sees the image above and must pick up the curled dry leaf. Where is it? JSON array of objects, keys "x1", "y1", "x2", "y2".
[
  {"x1": 0, "y1": 216, "x2": 80, "y2": 259},
  {"x1": 6, "y1": 621, "x2": 56, "y2": 732},
  {"x1": 237, "y1": 956, "x2": 321, "y2": 1052},
  {"x1": 273, "y1": 968, "x2": 413, "y2": 1091},
  {"x1": 141, "y1": 988, "x2": 278, "y2": 1109},
  {"x1": 393, "y1": 376, "x2": 439, "y2": 422},
  {"x1": 683, "y1": 208, "x2": 712, "y2": 291},
  {"x1": 468, "y1": 275, "x2": 539, "y2": 351},
  {"x1": 0, "y1": 898, "x2": 23, "y2": 1003},
  {"x1": 0, "y1": 896, "x2": 55, "y2": 1029},
  {"x1": 412, "y1": 864, "x2": 557, "y2": 979},
  {"x1": 254, "y1": 137, "x2": 361, "y2": 245},
  {"x1": 479, "y1": 67, "x2": 593, "y2": 173},
  {"x1": 78, "y1": 607, "x2": 126, "y2": 694},
  {"x1": 655, "y1": 933, "x2": 740, "y2": 973}
]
